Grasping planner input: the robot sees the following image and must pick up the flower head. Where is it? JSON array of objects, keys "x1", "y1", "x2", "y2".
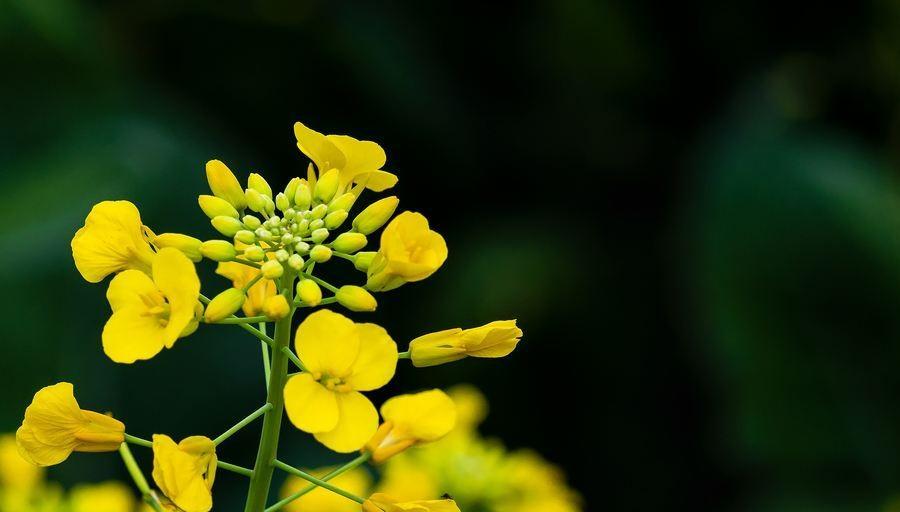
[
  {"x1": 362, "y1": 493, "x2": 459, "y2": 512},
  {"x1": 409, "y1": 320, "x2": 522, "y2": 367},
  {"x1": 151, "y1": 434, "x2": 217, "y2": 512},
  {"x1": 102, "y1": 248, "x2": 201, "y2": 363},
  {"x1": 71, "y1": 200, "x2": 157, "y2": 283},
  {"x1": 294, "y1": 122, "x2": 398, "y2": 193},
  {"x1": 16, "y1": 383, "x2": 124, "y2": 467},
  {"x1": 280, "y1": 466, "x2": 371, "y2": 512},
  {"x1": 283, "y1": 310, "x2": 397, "y2": 452},
  {"x1": 366, "y1": 390, "x2": 456, "y2": 463},
  {"x1": 366, "y1": 212, "x2": 447, "y2": 292}
]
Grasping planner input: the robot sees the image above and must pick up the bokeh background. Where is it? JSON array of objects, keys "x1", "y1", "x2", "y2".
[{"x1": 6, "y1": 0, "x2": 900, "y2": 511}]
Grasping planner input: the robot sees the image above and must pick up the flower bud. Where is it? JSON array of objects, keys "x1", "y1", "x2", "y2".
[
  {"x1": 296, "y1": 219, "x2": 310, "y2": 235},
  {"x1": 281, "y1": 233, "x2": 294, "y2": 245},
  {"x1": 311, "y1": 228, "x2": 330, "y2": 244},
  {"x1": 263, "y1": 195, "x2": 276, "y2": 215},
  {"x1": 309, "y1": 245, "x2": 332, "y2": 263},
  {"x1": 263, "y1": 295, "x2": 290, "y2": 320},
  {"x1": 245, "y1": 188, "x2": 265, "y2": 213},
  {"x1": 353, "y1": 251, "x2": 377, "y2": 271},
  {"x1": 294, "y1": 241, "x2": 310, "y2": 254},
  {"x1": 261, "y1": 260, "x2": 284, "y2": 279},
  {"x1": 200, "y1": 240, "x2": 237, "y2": 261},
  {"x1": 243, "y1": 245, "x2": 265, "y2": 261},
  {"x1": 275, "y1": 249, "x2": 290, "y2": 262},
  {"x1": 310, "y1": 204, "x2": 328, "y2": 220},
  {"x1": 275, "y1": 192, "x2": 290, "y2": 212},
  {"x1": 329, "y1": 192, "x2": 356, "y2": 213},
  {"x1": 294, "y1": 183, "x2": 312, "y2": 210},
  {"x1": 211, "y1": 216, "x2": 243, "y2": 237},
  {"x1": 248, "y1": 172, "x2": 272, "y2": 198},
  {"x1": 204, "y1": 288, "x2": 245, "y2": 322},
  {"x1": 242, "y1": 215, "x2": 261, "y2": 230},
  {"x1": 235, "y1": 230, "x2": 256, "y2": 244},
  {"x1": 309, "y1": 218, "x2": 325, "y2": 230},
  {"x1": 332, "y1": 232, "x2": 367, "y2": 254},
  {"x1": 325, "y1": 210, "x2": 349, "y2": 229},
  {"x1": 153, "y1": 233, "x2": 203, "y2": 262},
  {"x1": 287, "y1": 254, "x2": 305, "y2": 271},
  {"x1": 314, "y1": 168, "x2": 340, "y2": 203},
  {"x1": 336, "y1": 285, "x2": 377, "y2": 312},
  {"x1": 352, "y1": 196, "x2": 399, "y2": 234},
  {"x1": 206, "y1": 160, "x2": 247, "y2": 210},
  {"x1": 296, "y1": 279, "x2": 322, "y2": 306},
  {"x1": 284, "y1": 177, "x2": 301, "y2": 203},
  {"x1": 198, "y1": 195, "x2": 239, "y2": 219}
]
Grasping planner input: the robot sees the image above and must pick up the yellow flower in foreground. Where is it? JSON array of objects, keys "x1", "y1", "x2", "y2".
[
  {"x1": 69, "y1": 481, "x2": 137, "y2": 512},
  {"x1": 152, "y1": 435, "x2": 217, "y2": 512},
  {"x1": 409, "y1": 320, "x2": 522, "y2": 367},
  {"x1": 102, "y1": 248, "x2": 201, "y2": 363},
  {"x1": 362, "y1": 493, "x2": 459, "y2": 512},
  {"x1": 280, "y1": 466, "x2": 371, "y2": 512},
  {"x1": 16, "y1": 383, "x2": 124, "y2": 467},
  {"x1": 366, "y1": 212, "x2": 447, "y2": 292},
  {"x1": 283, "y1": 310, "x2": 397, "y2": 452},
  {"x1": 294, "y1": 121, "x2": 398, "y2": 193},
  {"x1": 71, "y1": 200, "x2": 157, "y2": 283},
  {"x1": 366, "y1": 390, "x2": 456, "y2": 463},
  {"x1": 0, "y1": 434, "x2": 42, "y2": 490}
]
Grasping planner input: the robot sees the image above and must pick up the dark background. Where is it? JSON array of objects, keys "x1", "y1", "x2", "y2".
[{"x1": 5, "y1": 1, "x2": 900, "y2": 511}]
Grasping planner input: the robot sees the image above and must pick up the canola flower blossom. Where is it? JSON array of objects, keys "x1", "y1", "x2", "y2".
[{"x1": 14, "y1": 120, "x2": 536, "y2": 512}]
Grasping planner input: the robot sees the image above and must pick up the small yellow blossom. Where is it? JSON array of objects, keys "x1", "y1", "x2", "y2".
[
  {"x1": 0, "y1": 434, "x2": 42, "y2": 490},
  {"x1": 71, "y1": 200, "x2": 157, "y2": 283},
  {"x1": 366, "y1": 390, "x2": 456, "y2": 463},
  {"x1": 102, "y1": 248, "x2": 201, "y2": 363},
  {"x1": 362, "y1": 493, "x2": 459, "y2": 512},
  {"x1": 283, "y1": 310, "x2": 397, "y2": 452},
  {"x1": 16, "y1": 383, "x2": 125, "y2": 467},
  {"x1": 280, "y1": 466, "x2": 371, "y2": 512},
  {"x1": 409, "y1": 320, "x2": 522, "y2": 367},
  {"x1": 69, "y1": 481, "x2": 137, "y2": 512},
  {"x1": 294, "y1": 122, "x2": 398, "y2": 193},
  {"x1": 152, "y1": 435, "x2": 217, "y2": 512},
  {"x1": 366, "y1": 212, "x2": 447, "y2": 292}
]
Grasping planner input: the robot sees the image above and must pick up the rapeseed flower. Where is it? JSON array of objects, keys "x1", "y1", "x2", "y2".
[
  {"x1": 366, "y1": 212, "x2": 447, "y2": 292},
  {"x1": 152, "y1": 435, "x2": 217, "y2": 512},
  {"x1": 362, "y1": 493, "x2": 459, "y2": 512},
  {"x1": 294, "y1": 122, "x2": 397, "y2": 193},
  {"x1": 409, "y1": 320, "x2": 522, "y2": 367},
  {"x1": 71, "y1": 200, "x2": 157, "y2": 282},
  {"x1": 365, "y1": 390, "x2": 456, "y2": 463}
]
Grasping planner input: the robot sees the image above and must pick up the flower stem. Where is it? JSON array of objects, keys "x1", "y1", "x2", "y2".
[
  {"x1": 398, "y1": 351, "x2": 410, "y2": 359},
  {"x1": 272, "y1": 460, "x2": 366, "y2": 504},
  {"x1": 119, "y1": 443, "x2": 164, "y2": 512},
  {"x1": 264, "y1": 453, "x2": 370, "y2": 512},
  {"x1": 281, "y1": 346, "x2": 307, "y2": 372},
  {"x1": 124, "y1": 433, "x2": 153, "y2": 448},
  {"x1": 218, "y1": 461, "x2": 254, "y2": 477},
  {"x1": 216, "y1": 316, "x2": 269, "y2": 324},
  {"x1": 214, "y1": 403, "x2": 273, "y2": 445},
  {"x1": 260, "y1": 323, "x2": 271, "y2": 386}
]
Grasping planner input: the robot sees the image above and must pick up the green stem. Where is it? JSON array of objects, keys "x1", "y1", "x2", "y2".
[
  {"x1": 199, "y1": 294, "x2": 275, "y2": 347},
  {"x1": 216, "y1": 316, "x2": 269, "y2": 324},
  {"x1": 218, "y1": 461, "x2": 254, "y2": 477},
  {"x1": 214, "y1": 403, "x2": 273, "y2": 445},
  {"x1": 233, "y1": 258, "x2": 262, "y2": 269},
  {"x1": 398, "y1": 351, "x2": 410, "y2": 359},
  {"x1": 330, "y1": 251, "x2": 355, "y2": 261},
  {"x1": 260, "y1": 323, "x2": 271, "y2": 386},
  {"x1": 301, "y1": 272, "x2": 338, "y2": 293},
  {"x1": 293, "y1": 297, "x2": 337, "y2": 308},
  {"x1": 242, "y1": 273, "x2": 265, "y2": 292},
  {"x1": 119, "y1": 443, "x2": 164, "y2": 512},
  {"x1": 124, "y1": 433, "x2": 153, "y2": 448},
  {"x1": 281, "y1": 346, "x2": 308, "y2": 372},
  {"x1": 265, "y1": 453, "x2": 370, "y2": 512},
  {"x1": 272, "y1": 460, "x2": 365, "y2": 504}
]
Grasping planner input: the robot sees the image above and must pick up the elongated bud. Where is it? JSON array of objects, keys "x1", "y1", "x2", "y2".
[
  {"x1": 206, "y1": 160, "x2": 247, "y2": 210},
  {"x1": 329, "y1": 192, "x2": 356, "y2": 213},
  {"x1": 336, "y1": 285, "x2": 377, "y2": 312},
  {"x1": 333, "y1": 232, "x2": 367, "y2": 254},
  {"x1": 314, "y1": 168, "x2": 340, "y2": 203},
  {"x1": 309, "y1": 219, "x2": 325, "y2": 230},
  {"x1": 243, "y1": 245, "x2": 265, "y2": 261},
  {"x1": 294, "y1": 183, "x2": 312, "y2": 210},
  {"x1": 284, "y1": 177, "x2": 301, "y2": 203},
  {"x1": 296, "y1": 279, "x2": 322, "y2": 306},
  {"x1": 263, "y1": 295, "x2": 290, "y2": 320},
  {"x1": 275, "y1": 192, "x2": 290, "y2": 212},
  {"x1": 261, "y1": 260, "x2": 284, "y2": 279},
  {"x1": 205, "y1": 288, "x2": 245, "y2": 322},
  {"x1": 352, "y1": 196, "x2": 399, "y2": 234},
  {"x1": 263, "y1": 195, "x2": 276, "y2": 215},
  {"x1": 247, "y1": 173, "x2": 272, "y2": 198},
  {"x1": 353, "y1": 251, "x2": 377, "y2": 271},
  {"x1": 200, "y1": 240, "x2": 237, "y2": 261},
  {"x1": 153, "y1": 233, "x2": 203, "y2": 262},
  {"x1": 242, "y1": 215, "x2": 261, "y2": 229},
  {"x1": 198, "y1": 195, "x2": 239, "y2": 219},
  {"x1": 235, "y1": 230, "x2": 256, "y2": 244},
  {"x1": 211, "y1": 216, "x2": 243, "y2": 237},
  {"x1": 309, "y1": 245, "x2": 332, "y2": 263},
  {"x1": 311, "y1": 228, "x2": 330, "y2": 244},
  {"x1": 245, "y1": 188, "x2": 266, "y2": 213},
  {"x1": 310, "y1": 204, "x2": 328, "y2": 220},
  {"x1": 325, "y1": 210, "x2": 348, "y2": 229}
]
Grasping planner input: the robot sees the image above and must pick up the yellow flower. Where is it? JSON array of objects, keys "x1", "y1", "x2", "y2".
[
  {"x1": 283, "y1": 310, "x2": 397, "y2": 452},
  {"x1": 69, "y1": 481, "x2": 137, "y2": 512},
  {"x1": 16, "y1": 383, "x2": 125, "y2": 467},
  {"x1": 71, "y1": 200, "x2": 157, "y2": 283},
  {"x1": 366, "y1": 390, "x2": 456, "y2": 463},
  {"x1": 366, "y1": 212, "x2": 447, "y2": 292},
  {"x1": 102, "y1": 248, "x2": 201, "y2": 363},
  {"x1": 408, "y1": 320, "x2": 522, "y2": 367},
  {"x1": 294, "y1": 122, "x2": 398, "y2": 193},
  {"x1": 0, "y1": 434, "x2": 42, "y2": 490},
  {"x1": 151, "y1": 435, "x2": 217, "y2": 512},
  {"x1": 362, "y1": 493, "x2": 459, "y2": 512},
  {"x1": 280, "y1": 466, "x2": 371, "y2": 512},
  {"x1": 216, "y1": 244, "x2": 278, "y2": 316}
]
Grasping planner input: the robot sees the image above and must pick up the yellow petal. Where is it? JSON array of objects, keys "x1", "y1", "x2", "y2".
[
  {"x1": 151, "y1": 434, "x2": 215, "y2": 512},
  {"x1": 355, "y1": 170, "x2": 399, "y2": 192},
  {"x1": 325, "y1": 135, "x2": 388, "y2": 188},
  {"x1": 294, "y1": 122, "x2": 346, "y2": 173},
  {"x1": 71, "y1": 201, "x2": 155, "y2": 282},
  {"x1": 380, "y1": 390, "x2": 456, "y2": 441},
  {"x1": 102, "y1": 306, "x2": 168, "y2": 363},
  {"x1": 345, "y1": 323, "x2": 397, "y2": 391},
  {"x1": 152, "y1": 248, "x2": 201, "y2": 346},
  {"x1": 294, "y1": 310, "x2": 359, "y2": 377},
  {"x1": 22, "y1": 383, "x2": 84, "y2": 447},
  {"x1": 283, "y1": 374, "x2": 339, "y2": 434},
  {"x1": 314, "y1": 392, "x2": 378, "y2": 453},
  {"x1": 15, "y1": 423, "x2": 71, "y2": 467},
  {"x1": 462, "y1": 320, "x2": 522, "y2": 358},
  {"x1": 106, "y1": 270, "x2": 160, "y2": 312}
]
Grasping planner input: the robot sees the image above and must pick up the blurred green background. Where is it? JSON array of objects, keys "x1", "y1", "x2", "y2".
[{"x1": 6, "y1": 0, "x2": 900, "y2": 510}]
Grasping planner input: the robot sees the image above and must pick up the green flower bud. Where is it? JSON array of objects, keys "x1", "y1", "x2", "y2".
[
  {"x1": 198, "y1": 195, "x2": 239, "y2": 219},
  {"x1": 294, "y1": 183, "x2": 312, "y2": 210},
  {"x1": 204, "y1": 288, "x2": 245, "y2": 322},
  {"x1": 261, "y1": 259, "x2": 284, "y2": 279},
  {"x1": 295, "y1": 241, "x2": 310, "y2": 254},
  {"x1": 263, "y1": 195, "x2": 276, "y2": 215},
  {"x1": 332, "y1": 232, "x2": 368, "y2": 254},
  {"x1": 311, "y1": 228, "x2": 330, "y2": 244},
  {"x1": 235, "y1": 230, "x2": 256, "y2": 244},
  {"x1": 296, "y1": 279, "x2": 322, "y2": 306},
  {"x1": 206, "y1": 160, "x2": 247, "y2": 210},
  {"x1": 243, "y1": 245, "x2": 265, "y2": 261},
  {"x1": 325, "y1": 210, "x2": 349, "y2": 229},
  {"x1": 310, "y1": 204, "x2": 328, "y2": 220},
  {"x1": 309, "y1": 218, "x2": 325, "y2": 230},
  {"x1": 352, "y1": 196, "x2": 399, "y2": 234},
  {"x1": 275, "y1": 192, "x2": 291, "y2": 212},
  {"x1": 200, "y1": 240, "x2": 237, "y2": 261},
  {"x1": 353, "y1": 251, "x2": 377, "y2": 271},
  {"x1": 281, "y1": 233, "x2": 294, "y2": 245},
  {"x1": 153, "y1": 233, "x2": 203, "y2": 262},
  {"x1": 314, "y1": 168, "x2": 340, "y2": 203},
  {"x1": 309, "y1": 245, "x2": 332, "y2": 263},
  {"x1": 248, "y1": 172, "x2": 272, "y2": 198},
  {"x1": 288, "y1": 254, "x2": 305, "y2": 271},
  {"x1": 284, "y1": 177, "x2": 301, "y2": 204},
  {"x1": 211, "y1": 216, "x2": 243, "y2": 237},
  {"x1": 329, "y1": 192, "x2": 356, "y2": 213},
  {"x1": 275, "y1": 249, "x2": 290, "y2": 262},
  {"x1": 335, "y1": 285, "x2": 377, "y2": 312},
  {"x1": 243, "y1": 215, "x2": 262, "y2": 230},
  {"x1": 284, "y1": 208, "x2": 297, "y2": 220},
  {"x1": 296, "y1": 219, "x2": 310, "y2": 235},
  {"x1": 245, "y1": 188, "x2": 266, "y2": 213}
]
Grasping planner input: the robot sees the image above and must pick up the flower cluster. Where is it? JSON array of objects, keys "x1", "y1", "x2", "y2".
[{"x1": 15, "y1": 122, "x2": 526, "y2": 512}]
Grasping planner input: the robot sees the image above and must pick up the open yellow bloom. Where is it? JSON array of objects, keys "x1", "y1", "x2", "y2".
[
  {"x1": 71, "y1": 200, "x2": 157, "y2": 283},
  {"x1": 409, "y1": 320, "x2": 522, "y2": 367},
  {"x1": 283, "y1": 310, "x2": 397, "y2": 452},
  {"x1": 362, "y1": 493, "x2": 459, "y2": 512},
  {"x1": 280, "y1": 466, "x2": 371, "y2": 512},
  {"x1": 294, "y1": 121, "x2": 398, "y2": 193},
  {"x1": 0, "y1": 434, "x2": 42, "y2": 490},
  {"x1": 366, "y1": 212, "x2": 447, "y2": 292},
  {"x1": 70, "y1": 482, "x2": 137, "y2": 512},
  {"x1": 16, "y1": 383, "x2": 124, "y2": 467},
  {"x1": 216, "y1": 250, "x2": 277, "y2": 316},
  {"x1": 152, "y1": 435, "x2": 217, "y2": 512},
  {"x1": 366, "y1": 390, "x2": 456, "y2": 463},
  {"x1": 102, "y1": 248, "x2": 201, "y2": 363}
]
